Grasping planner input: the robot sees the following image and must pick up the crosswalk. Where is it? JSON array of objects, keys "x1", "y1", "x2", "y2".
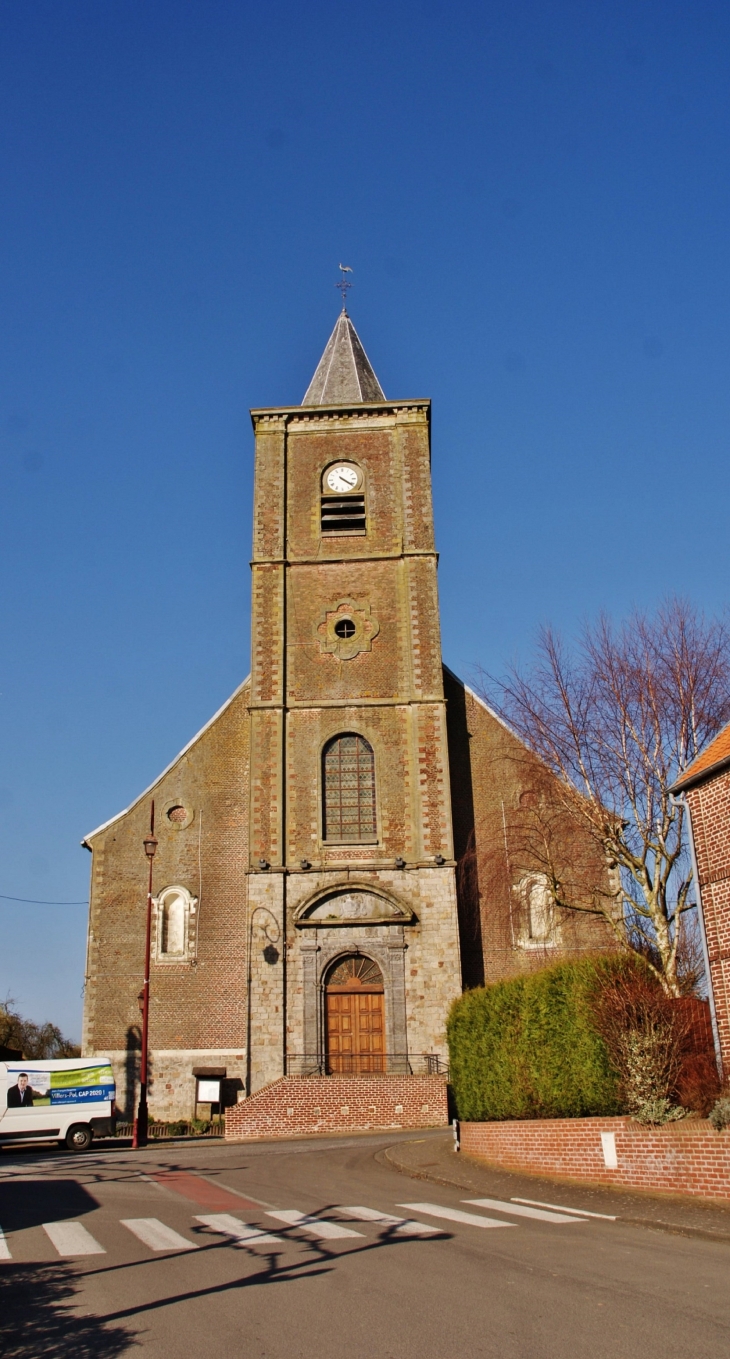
[
  {"x1": 0, "y1": 1193, "x2": 607, "y2": 1260},
  {"x1": 42, "y1": 1221, "x2": 107, "y2": 1256},
  {"x1": 121, "y1": 1218, "x2": 199, "y2": 1252}
]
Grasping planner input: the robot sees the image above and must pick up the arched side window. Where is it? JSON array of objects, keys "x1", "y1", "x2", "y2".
[
  {"x1": 323, "y1": 734, "x2": 376, "y2": 842},
  {"x1": 155, "y1": 886, "x2": 198, "y2": 961},
  {"x1": 515, "y1": 873, "x2": 560, "y2": 949}
]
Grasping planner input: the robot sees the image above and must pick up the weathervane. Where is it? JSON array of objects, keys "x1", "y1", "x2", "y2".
[{"x1": 335, "y1": 263, "x2": 353, "y2": 309}]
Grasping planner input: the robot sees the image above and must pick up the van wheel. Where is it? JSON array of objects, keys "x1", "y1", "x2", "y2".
[{"x1": 66, "y1": 1125, "x2": 93, "y2": 1152}]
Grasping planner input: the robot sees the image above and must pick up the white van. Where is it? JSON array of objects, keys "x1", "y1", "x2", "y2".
[{"x1": 0, "y1": 1058, "x2": 116, "y2": 1151}]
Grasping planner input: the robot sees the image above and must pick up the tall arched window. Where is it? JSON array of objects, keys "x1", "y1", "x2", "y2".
[{"x1": 323, "y1": 734, "x2": 376, "y2": 842}]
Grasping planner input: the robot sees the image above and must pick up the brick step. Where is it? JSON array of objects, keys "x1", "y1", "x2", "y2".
[{"x1": 225, "y1": 1074, "x2": 448, "y2": 1140}]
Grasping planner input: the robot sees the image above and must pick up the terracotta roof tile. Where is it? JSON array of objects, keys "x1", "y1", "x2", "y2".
[{"x1": 672, "y1": 719, "x2": 730, "y2": 792}]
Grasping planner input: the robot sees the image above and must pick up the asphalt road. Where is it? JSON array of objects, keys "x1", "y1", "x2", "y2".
[{"x1": 1, "y1": 1130, "x2": 728, "y2": 1358}]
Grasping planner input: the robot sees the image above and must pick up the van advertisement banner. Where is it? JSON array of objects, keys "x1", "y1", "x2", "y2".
[{"x1": 6, "y1": 1065, "x2": 115, "y2": 1108}]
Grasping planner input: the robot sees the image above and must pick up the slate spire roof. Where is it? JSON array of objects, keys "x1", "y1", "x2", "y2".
[{"x1": 302, "y1": 309, "x2": 385, "y2": 405}]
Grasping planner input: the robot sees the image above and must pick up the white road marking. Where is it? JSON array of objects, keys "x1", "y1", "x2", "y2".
[
  {"x1": 198, "y1": 1177, "x2": 272, "y2": 1209},
  {"x1": 0, "y1": 1226, "x2": 11, "y2": 1260},
  {"x1": 398, "y1": 1203, "x2": 514, "y2": 1229},
  {"x1": 138, "y1": 1176, "x2": 166, "y2": 1191},
  {"x1": 266, "y1": 1210, "x2": 364, "y2": 1240},
  {"x1": 340, "y1": 1206, "x2": 444, "y2": 1236},
  {"x1": 511, "y1": 1197, "x2": 617, "y2": 1221},
  {"x1": 121, "y1": 1218, "x2": 198, "y2": 1251},
  {"x1": 464, "y1": 1198, "x2": 585, "y2": 1223},
  {"x1": 42, "y1": 1221, "x2": 106, "y2": 1256},
  {"x1": 195, "y1": 1214, "x2": 283, "y2": 1244}
]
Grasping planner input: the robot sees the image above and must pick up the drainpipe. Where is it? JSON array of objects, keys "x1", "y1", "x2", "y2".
[{"x1": 673, "y1": 791, "x2": 723, "y2": 1078}]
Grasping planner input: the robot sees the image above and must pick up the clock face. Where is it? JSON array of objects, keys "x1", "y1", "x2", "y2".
[{"x1": 325, "y1": 464, "x2": 361, "y2": 494}]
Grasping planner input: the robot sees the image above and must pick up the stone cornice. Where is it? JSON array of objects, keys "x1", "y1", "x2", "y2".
[
  {"x1": 250, "y1": 549, "x2": 439, "y2": 566},
  {"x1": 250, "y1": 399, "x2": 430, "y2": 431}
]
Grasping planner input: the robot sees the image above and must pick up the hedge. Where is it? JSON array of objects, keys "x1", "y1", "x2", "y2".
[{"x1": 447, "y1": 954, "x2": 639, "y2": 1121}]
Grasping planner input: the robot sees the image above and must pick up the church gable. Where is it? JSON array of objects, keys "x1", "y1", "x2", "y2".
[{"x1": 82, "y1": 679, "x2": 251, "y2": 1074}]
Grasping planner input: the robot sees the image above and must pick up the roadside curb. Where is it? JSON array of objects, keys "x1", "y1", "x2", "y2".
[{"x1": 380, "y1": 1141, "x2": 730, "y2": 1247}]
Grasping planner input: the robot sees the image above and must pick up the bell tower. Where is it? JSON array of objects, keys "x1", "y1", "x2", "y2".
[{"x1": 246, "y1": 310, "x2": 461, "y2": 1092}]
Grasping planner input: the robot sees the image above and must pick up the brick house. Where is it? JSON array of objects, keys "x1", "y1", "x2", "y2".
[
  {"x1": 671, "y1": 721, "x2": 730, "y2": 1076},
  {"x1": 81, "y1": 310, "x2": 610, "y2": 1121}
]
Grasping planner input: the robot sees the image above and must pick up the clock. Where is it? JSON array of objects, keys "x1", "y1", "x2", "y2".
[{"x1": 324, "y1": 463, "x2": 362, "y2": 494}]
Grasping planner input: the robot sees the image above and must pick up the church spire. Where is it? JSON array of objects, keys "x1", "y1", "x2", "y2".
[{"x1": 302, "y1": 310, "x2": 385, "y2": 405}]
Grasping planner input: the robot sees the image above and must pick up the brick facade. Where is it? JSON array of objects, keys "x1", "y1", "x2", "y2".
[
  {"x1": 460, "y1": 1116, "x2": 730, "y2": 1206},
  {"x1": 225, "y1": 1075, "x2": 448, "y2": 1139},
  {"x1": 673, "y1": 730, "x2": 730, "y2": 1075},
  {"x1": 81, "y1": 315, "x2": 611, "y2": 1122},
  {"x1": 444, "y1": 671, "x2": 611, "y2": 989}
]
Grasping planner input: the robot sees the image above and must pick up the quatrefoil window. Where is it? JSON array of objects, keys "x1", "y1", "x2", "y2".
[{"x1": 317, "y1": 598, "x2": 380, "y2": 660}]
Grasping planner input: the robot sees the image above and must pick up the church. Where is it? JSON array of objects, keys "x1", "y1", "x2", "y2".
[{"x1": 81, "y1": 309, "x2": 609, "y2": 1123}]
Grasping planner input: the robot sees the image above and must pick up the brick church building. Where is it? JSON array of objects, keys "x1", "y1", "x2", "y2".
[
  {"x1": 671, "y1": 721, "x2": 730, "y2": 1077},
  {"x1": 81, "y1": 310, "x2": 608, "y2": 1122}
]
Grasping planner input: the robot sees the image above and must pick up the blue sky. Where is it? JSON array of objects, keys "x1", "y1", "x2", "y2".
[{"x1": 1, "y1": 1, "x2": 729, "y2": 1039}]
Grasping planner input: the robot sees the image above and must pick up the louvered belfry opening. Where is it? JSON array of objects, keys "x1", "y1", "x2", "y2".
[
  {"x1": 323, "y1": 733, "x2": 376, "y2": 842},
  {"x1": 320, "y1": 493, "x2": 366, "y2": 534}
]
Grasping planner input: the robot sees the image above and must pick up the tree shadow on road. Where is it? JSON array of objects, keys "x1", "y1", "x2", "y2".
[{"x1": 0, "y1": 1263, "x2": 136, "y2": 1358}]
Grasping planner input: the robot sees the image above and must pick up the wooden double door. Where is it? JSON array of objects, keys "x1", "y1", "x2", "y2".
[{"x1": 325, "y1": 956, "x2": 385, "y2": 1075}]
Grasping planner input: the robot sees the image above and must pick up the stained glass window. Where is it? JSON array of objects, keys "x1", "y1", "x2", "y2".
[{"x1": 323, "y1": 733, "x2": 376, "y2": 842}]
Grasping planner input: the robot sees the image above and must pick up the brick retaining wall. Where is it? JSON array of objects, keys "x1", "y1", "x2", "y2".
[
  {"x1": 460, "y1": 1117, "x2": 730, "y2": 1205},
  {"x1": 225, "y1": 1075, "x2": 448, "y2": 1140}
]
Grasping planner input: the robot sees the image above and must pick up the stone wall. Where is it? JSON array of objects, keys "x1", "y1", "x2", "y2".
[
  {"x1": 460, "y1": 1117, "x2": 730, "y2": 1205},
  {"x1": 225, "y1": 1074, "x2": 448, "y2": 1139},
  {"x1": 104, "y1": 1048, "x2": 246, "y2": 1122}
]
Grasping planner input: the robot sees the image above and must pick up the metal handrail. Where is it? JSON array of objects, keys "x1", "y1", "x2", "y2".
[{"x1": 284, "y1": 1053, "x2": 449, "y2": 1078}]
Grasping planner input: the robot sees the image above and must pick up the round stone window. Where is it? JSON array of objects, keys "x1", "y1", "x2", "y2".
[{"x1": 334, "y1": 618, "x2": 356, "y2": 639}]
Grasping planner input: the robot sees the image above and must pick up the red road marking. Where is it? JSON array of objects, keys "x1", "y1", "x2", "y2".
[{"x1": 150, "y1": 1171, "x2": 260, "y2": 1210}]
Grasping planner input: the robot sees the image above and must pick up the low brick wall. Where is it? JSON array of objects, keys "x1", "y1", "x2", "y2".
[
  {"x1": 225, "y1": 1075, "x2": 448, "y2": 1140},
  {"x1": 460, "y1": 1117, "x2": 730, "y2": 1204}
]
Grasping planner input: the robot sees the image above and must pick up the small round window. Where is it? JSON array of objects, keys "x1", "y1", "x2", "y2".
[
  {"x1": 334, "y1": 618, "x2": 356, "y2": 639},
  {"x1": 167, "y1": 805, "x2": 188, "y2": 824}
]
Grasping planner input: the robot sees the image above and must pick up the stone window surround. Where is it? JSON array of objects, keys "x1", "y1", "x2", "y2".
[
  {"x1": 153, "y1": 884, "x2": 198, "y2": 964},
  {"x1": 513, "y1": 871, "x2": 562, "y2": 950},
  {"x1": 161, "y1": 798, "x2": 194, "y2": 831},
  {"x1": 320, "y1": 459, "x2": 368, "y2": 538}
]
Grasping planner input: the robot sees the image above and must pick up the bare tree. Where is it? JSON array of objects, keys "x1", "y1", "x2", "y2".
[
  {"x1": 0, "y1": 997, "x2": 80, "y2": 1059},
  {"x1": 481, "y1": 599, "x2": 730, "y2": 997}
]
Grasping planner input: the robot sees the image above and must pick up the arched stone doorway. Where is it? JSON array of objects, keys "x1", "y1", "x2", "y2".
[{"x1": 325, "y1": 955, "x2": 384, "y2": 1075}]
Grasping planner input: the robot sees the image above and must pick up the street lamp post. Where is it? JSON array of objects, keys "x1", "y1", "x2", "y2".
[{"x1": 132, "y1": 801, "x2": 158, "y2": 1149}]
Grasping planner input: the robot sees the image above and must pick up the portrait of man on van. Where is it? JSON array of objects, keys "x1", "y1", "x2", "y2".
[{"x1": 7, "y1": 1073, "x2": 36, "y2": 1108}]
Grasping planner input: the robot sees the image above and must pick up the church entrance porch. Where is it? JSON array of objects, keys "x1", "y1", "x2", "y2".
[{"x1": 325, "y1": 956, "x2": 385, "y2": 1075}]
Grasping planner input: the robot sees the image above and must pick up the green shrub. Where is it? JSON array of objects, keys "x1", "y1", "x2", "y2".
[
  {"x1": 447, "y1": 954, "x2": 639, "y2": 1121},
  {"x1": 709, "y1": 1097, "x2": 730, "y2": 1132}
]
